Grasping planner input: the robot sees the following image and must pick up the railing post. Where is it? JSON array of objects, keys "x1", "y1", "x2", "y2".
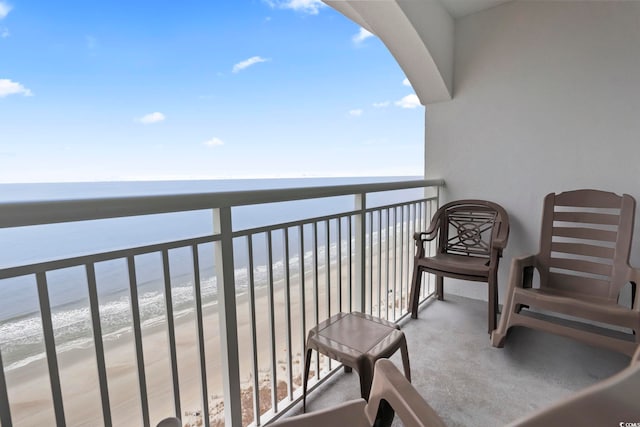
[
  {"x1": 354, "y1": 193, "x2": 366, "y2": 312},
  {"x1": 0, "y1": 348, "x2": 10, "y2": 427},
  {"x1": 213, "y1": 207, "x2": 242, "y2": 426}
]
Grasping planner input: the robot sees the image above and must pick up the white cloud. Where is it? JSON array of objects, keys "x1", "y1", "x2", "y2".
[
  {"x1": 0, "y1": 27, "x2": 8, "y2": 38},
  {"x1": 203, "y1": 137, "x2": 224, "y2": 147},
  {"x1": 395, "y1": 94, "x2": 421, "y2": 109},
  {"x1": 232, "y1": 56, "x2": 269, "y2": 73},
  {"x1": 349, "y1": 109, "x2": 363, "y2": 117},
  {"x1": 0, "y1": 2, "x2": 11, "y2": 20},
  {"x1": 0, "y1": 79, "x2": 33, "y2": 97},
  {"x1": 373, "y1": 101, "x2": 390, "y2": 108},
  {"x1": 353, "y1": 28, "x2": 374, "y2": 45},
  {"x1": 137, "y1": 112, "x2": 166, "y2": 124},
  {"x1": 402, "y1": 78, "x2": 411, "y2": 87},
  {"x1": 264, "y1": 0, "x2": 325, "y2": 15}
]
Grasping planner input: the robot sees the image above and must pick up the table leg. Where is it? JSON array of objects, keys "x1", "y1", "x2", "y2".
[
  {"x1": 302, "y1": 347, "x2": 313, "y2": 412},
  {"x1": 358, "y1": 360, "x2": 375, "y2": 400},
  {"x1": 400, "y1": 337, "x2": 411, "y2": 382}
]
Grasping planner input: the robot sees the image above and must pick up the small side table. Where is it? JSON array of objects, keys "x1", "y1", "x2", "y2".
[{"x1": 302, "y1": 312, "x2": 411, "y2": 411}]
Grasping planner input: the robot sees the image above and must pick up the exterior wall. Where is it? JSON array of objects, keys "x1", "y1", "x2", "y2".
[{"x1": 425, "y1": 0, "x2": 640, "y2": 301}]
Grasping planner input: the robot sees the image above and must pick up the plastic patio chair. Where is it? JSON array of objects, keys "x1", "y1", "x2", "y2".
[
  {"x1": 507, "y1": 344, "x2": 640, "y2": 426},
  {"x1": 492, "y1": 189, "x2": 640, "y2": 356},
  {"x1": 409, "y1": 199, "x2": 509, "y2": 333},
  {"x1": 156, "y1": 417, "x2": 181, "y2": 427},
  {"x1": 273, "y1": 359, "x2": 445, "y2": 427}
]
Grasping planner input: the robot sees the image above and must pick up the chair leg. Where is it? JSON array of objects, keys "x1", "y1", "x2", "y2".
[
  {"x1": 302, "y1": 347, "x2": 312, "y2": 412},
  {"x1": 488, "y1": 272, "x2": 498, "y2": 334},
  {"x1": 491, "y1": 322, "x2": 508, "y2": 348},
  {"x1": 409, "y1": 264, "x2": 422, "y2": 319},
  {"x1": 491, "y1": 288, "x2": 516, "y2": 348},
  {"x1": 400, "y1": 336, "x2": 411, "y2": 382},
  {"x1": 373, "y1": 401, "x2": 396, "y2": 427},
  {"x1": 436, "y1": 275, "x2": 444, "y2": 301},
  {"x1": 632, "y1": 284, "x2": 637, "y2": 337}
]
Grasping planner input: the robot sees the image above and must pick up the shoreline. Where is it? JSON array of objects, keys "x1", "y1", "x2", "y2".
[
  {"x1": 4, "y1": 268, "x2": 347, "y2": 426},
  {"x1": 4, "y1": 245, "x2": 409, "y2": 426}
]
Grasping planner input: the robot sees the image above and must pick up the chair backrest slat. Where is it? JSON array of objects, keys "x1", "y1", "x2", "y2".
[
  {"x1": 546, "y1": 271, "x2": 612, "y2": 296},
  {"x1": 553, "y1": 211, "x2": 620, "y2": 225},
  {"x1": 554, "y1": 189, "x2": 623, "y2": 208},
  {"x1": 552, "y1": 226, "x2": 618, "y2": 242},
  {"x1": 548, "y1": 258, "x2": 612, "y2": 277},
  {"x1": 550, "y1": 242, "x2": 615, "y2": 259}
]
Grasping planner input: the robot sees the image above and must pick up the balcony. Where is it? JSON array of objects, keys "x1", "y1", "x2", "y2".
[
  {"x1": 0, "y1": 178, "x2": 444, "y2": 427},
  {"x1": 0, "y1": 178, "x2": 632, "y2": 427}
]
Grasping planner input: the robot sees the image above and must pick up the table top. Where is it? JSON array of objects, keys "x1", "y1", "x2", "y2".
[{"x1": 308, "y1": 312, "x2": 403, "y2": 358}]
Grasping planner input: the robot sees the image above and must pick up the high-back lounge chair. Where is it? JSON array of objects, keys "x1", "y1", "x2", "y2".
[
  {"x1": 409, "y1": 200, "x2": 509, "y2": 333},
  {"x1": 492, "y1": 189, "x2": 639, "y2": 356}
]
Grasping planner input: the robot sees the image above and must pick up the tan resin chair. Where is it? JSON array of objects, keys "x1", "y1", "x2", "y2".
[
  {"x1": 508, "y1": 345, "x2": 640, "y2": 426},
  {"x1": 274, "y1": 359, "x2": 445, "y2": 427},
  {"x1": 156, "y1": 417, "x2": 181, "y2": 427},
  {"x1": 492, "y1": 189, "x2": 640, "y2": 356},
  {"x1": 409, "y1": 200, "x2": 509, "y2": 332}
]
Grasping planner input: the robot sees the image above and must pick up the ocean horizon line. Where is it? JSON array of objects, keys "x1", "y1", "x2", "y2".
[{"x1": 0, "y1": 174, "x2": 422, "y2": 187}]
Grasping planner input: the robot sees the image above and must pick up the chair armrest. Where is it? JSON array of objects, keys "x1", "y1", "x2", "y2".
[
  {"x1": 414, "y1": 229, "x2": 439, "y2": 243},
  {"x1": 364, "y1": 360, "x2": 446, "y2": 427},
  {"x1": 414, "y1": 204, "x2": 446, "y2": 243},
  {"x1": 512, "y1": 254, "x2": 537, "y2": 269},
  {"x1": 629, "y1": 266, "x2": 640, "y2": 311},
  {"x1": 492, "y1": 220, "x2": 510, "y2": 250},
  {"x1": 413, "y1": 216, "x2": 441, "y2": 258},
  {"x1": 414, "y1": 217, "x2": 441, "y2": 242},
  {"x1": 507, "y1": 255, "x2": 538, "y2": 289}
]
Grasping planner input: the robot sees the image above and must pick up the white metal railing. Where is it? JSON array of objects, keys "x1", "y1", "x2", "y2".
[{"x1": 0, "y1": 179, "x2": 443, "y2": 427}]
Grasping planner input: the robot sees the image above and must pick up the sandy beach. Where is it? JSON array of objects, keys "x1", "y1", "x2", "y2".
[
  {"x1": 4, "y1": 275, "x2": 364, "y2": 426},
  {"x1": 4, "y1": 241, "x2": 413, "y2": 427}
]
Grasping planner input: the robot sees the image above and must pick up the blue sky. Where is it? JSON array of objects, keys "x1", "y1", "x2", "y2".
[{"x1": 0, "y1": 0, "x2": 424, "y2": 183}]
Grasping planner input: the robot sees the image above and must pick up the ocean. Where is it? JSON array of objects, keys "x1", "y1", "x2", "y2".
[{"x1": 0, "y1": 177, "x2": 422, "y2": 372}]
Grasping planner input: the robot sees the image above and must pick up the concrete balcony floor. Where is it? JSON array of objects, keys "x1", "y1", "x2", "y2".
[{"x1": 292, "y1": 295, "x2": 630, "y2": 427}]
